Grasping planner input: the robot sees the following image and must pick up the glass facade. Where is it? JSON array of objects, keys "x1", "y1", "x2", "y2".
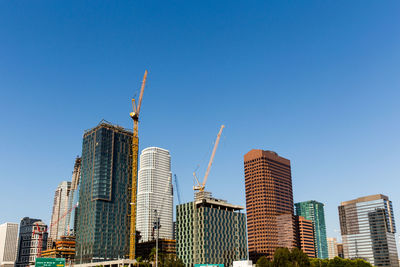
[
  {"x1": 295, "y1": 200, "x2": 328, "y2": 259},
  {"x1": 75, "y1": 122, "x2": 132, "y2": 263},
  {"x1": 339, "y1": 195, "x2": 399, "y2": 267},
  {"x1": 176, "y1": 195, "x2": 247, "y2": 267}
]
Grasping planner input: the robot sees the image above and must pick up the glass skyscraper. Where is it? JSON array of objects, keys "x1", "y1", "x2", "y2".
[
  {"x1": 176, "y1": 192, "x2": 247, "y2": 267},
  {"x1": 338, "y1": 194, "x2": 399, "y2": 267},
  {"x1": 295, "y1": 200, "x2": 328, "y2": 259},
  {"x1": 75, "y1": 121, "x2": 132, "y2": 263}
]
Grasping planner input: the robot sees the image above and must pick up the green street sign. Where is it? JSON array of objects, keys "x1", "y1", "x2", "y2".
[{"x1": 35, "y1": 258, "x2": 66, "y2": 267}]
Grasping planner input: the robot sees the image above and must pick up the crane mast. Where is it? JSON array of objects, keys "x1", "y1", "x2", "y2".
[{"x1": 129, "y1": 70, "x2": 148, "y2": 260}]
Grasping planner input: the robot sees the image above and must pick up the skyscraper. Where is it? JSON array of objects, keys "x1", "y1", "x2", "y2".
[
  {"x1": 295, "y1": 200, "x2": 328, "y2": 259},
  {"x1": 75, "y1": 121, "x2": 132, "y2": 263},
  {"x1": 339, "y1": 194, "x2": 399, "y2": 267},
  {"x1": 176, "y1": 192, "x2": 247, "y2": 267},
  {"x1": 244, "y1": 149, "x2": 294, "y2": 260},
  {"x1": 136, "y1": 147, "x2": 173, "y2": 242},
  {"x1": 327, "y1": 237, "x2": 338, "y2": 259},
  {"x1": 50, "y1": 181, "x2": 71, "y2": 241},
  {"x1": 15, "y1": 218, "x2": 48, "y2": 267},
  {"x1": 0, "y1": 223, "x2": 18, "y2": 267}
]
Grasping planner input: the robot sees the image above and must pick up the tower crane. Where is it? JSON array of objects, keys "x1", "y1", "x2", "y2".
[
  {"x1": 129, "y1": 70, "x2": 148, "y2": 260},
  {"x1": 193, "y1": 125, "x2": 225, "y2": 192}
]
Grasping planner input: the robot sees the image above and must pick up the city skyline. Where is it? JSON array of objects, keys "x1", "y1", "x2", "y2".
[{"x1": 1, "y1": 0, "x2": 400, "y2": 250}]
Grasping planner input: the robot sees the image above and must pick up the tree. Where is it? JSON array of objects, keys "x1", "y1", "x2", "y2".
[
  {"x1": 273, "y1": 248, "x2": 292, "y2": 267},
  {"x1": 290, "y1": 248, "x2": 310, "y2": 267},
  {"x1": 256, "y1": 256, "x2": 271, "y2": 267}
]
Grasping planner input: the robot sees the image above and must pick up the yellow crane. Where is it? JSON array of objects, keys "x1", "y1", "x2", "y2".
[
  {"x1": 193, "y1": 125, "x2": 225, "y2": 192},
  {"x1": 129, "y1": 70, "x2": 148, "y2": 260}
]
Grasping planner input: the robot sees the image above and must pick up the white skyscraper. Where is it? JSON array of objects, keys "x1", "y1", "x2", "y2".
[
  {"x1": 137, "y1": 147, "x2": 173, "y2": 242},
  {"x1": 0, "y1": 223, "x2": 18, "y2": 267},
  {"x1": 49, "y1": 181, "x2": 71, "y2": 240}
]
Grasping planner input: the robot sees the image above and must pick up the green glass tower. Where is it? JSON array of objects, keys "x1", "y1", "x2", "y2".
[
  {"x1": 295, "y1": 200, "x2": 328, "y2": 259},
  {"x1": 176, "y1": 192, "x2": 247, "y2": 267},
  {"x1": 76, "y1": 121, "x2": 132, "y2": 263}
]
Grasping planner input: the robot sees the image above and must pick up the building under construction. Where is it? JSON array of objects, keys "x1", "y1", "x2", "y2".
[
  {"x1": 176, "y1": 192, "x2": 247, "y2": 267},
  {"x1": 41, "y1": 236, "x2": 76, "y2": 264}
]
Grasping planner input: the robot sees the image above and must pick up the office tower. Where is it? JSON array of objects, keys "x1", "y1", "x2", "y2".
[
  {"x1": 65, "y1": 156, "x2": 81, "y2": 235},
  {"x1": 176, "y1": 193, "x2": 247, "y2": 267},
  {"x1": 327, "y1": 237, "x2": 338, "y2": 259},
  {"x1": 136, "y1": 147, "x2": 173, "y2": 242},
  {"x1": 0, "y1": 223, "x2": 18, "y2": 267},
  {"x1": 295, "y1": 200, "x2": 328, "y2": 259},
  {"x1": 339, "y1": 194, "x2": 399, "y2": 267},
  {"x1": 244, "y1": 149, "x2": 293, "y2": 260},
  {"x1": 49, "y1": 181, "x2": 71, "y2": 241},
  {"x1": 15, "y1": 218, "x2": 48, "y2": 267},
  {"x1": 75, "y1": 121, "x2": 132, "y2": 263},
  {"x1": 296, "y1": 216, "x2": 316, "y2": 258}
]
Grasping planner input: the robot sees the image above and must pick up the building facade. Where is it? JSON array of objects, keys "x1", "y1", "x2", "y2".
[
  {"x1": 244, "y1": 149, "x2": 294, "y2": 260},
  {"x1": 176, "y1": 193, "x2": 247, "y2": 267},
  {"x1": 296, "y1": 216, "x2": 316, "y2": 258},
  {"x1": 50, "y1": 181, "x2": 71, "y2": 242},
  {"x1": 15, "y1": 218, "x2": 48, "y2": 267},
  {"x1": 0, "y1": 223, "x2": 18, "y2": 267},
  {"x1": 75, "y1": 121, "x2": 132, "y2": 263},
  {"x1": 338, "y1": 194, "x2": 399, "y2": 267},
  {"x1": 295, "y1": 200, "x2": 328, "y2": 259},
  {"x1": 136, "y1": 147, "x2": 173, "y2": 243},
  {"x1": 327, "y1": 237, "x2": 338, "y2": 259}
]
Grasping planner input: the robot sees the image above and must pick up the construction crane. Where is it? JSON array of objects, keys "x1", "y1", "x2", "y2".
[
  {"x1": 174, "y1": 174, "x2": 182, "y2": 205},
  {"x1": 129, "y1": 70, "x2": 148, "y2": 260},
  {"x1": 193, "y1": 125, "x2": 225, "y2": 192}
]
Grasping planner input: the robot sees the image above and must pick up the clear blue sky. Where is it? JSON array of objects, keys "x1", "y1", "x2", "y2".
[{"x1": 1, "y1": 1, "x2": 399, "y2": 244}]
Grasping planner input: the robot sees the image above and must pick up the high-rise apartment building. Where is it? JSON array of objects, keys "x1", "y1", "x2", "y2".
[
  {"x1": 136, "y1": 147, "x2": 173, "y2": 242},
  {"x1": 50, "y1": 181, "x2": 71, "y2": 241},
  {"x1": 75, "y1": 121, "x2": 132, "y2": 263},
  {"x1": 296, "y1": 216, "x2": 316, "y2": 258},
  {"x1": 176, "y1": 192, "x2": 247, "y2": 267},
  {"x1": 327, "y1": 237, "x2": 338, "y2": 259},
  {"x1": 0, "y1": 223, "x2": 18, "y2": 267},
  {"x1": 295, "y1": 200, "x2": 328, "y2": 259},
  {"x1": 339, "y1": 194, "x2": 399, "y2": 267},
  {"x1": 15, "y1": 217, "x2": 48, "y2": 267},
  {"x1": 244, "y1": 149, "x2": 294, "y2": 260}
]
